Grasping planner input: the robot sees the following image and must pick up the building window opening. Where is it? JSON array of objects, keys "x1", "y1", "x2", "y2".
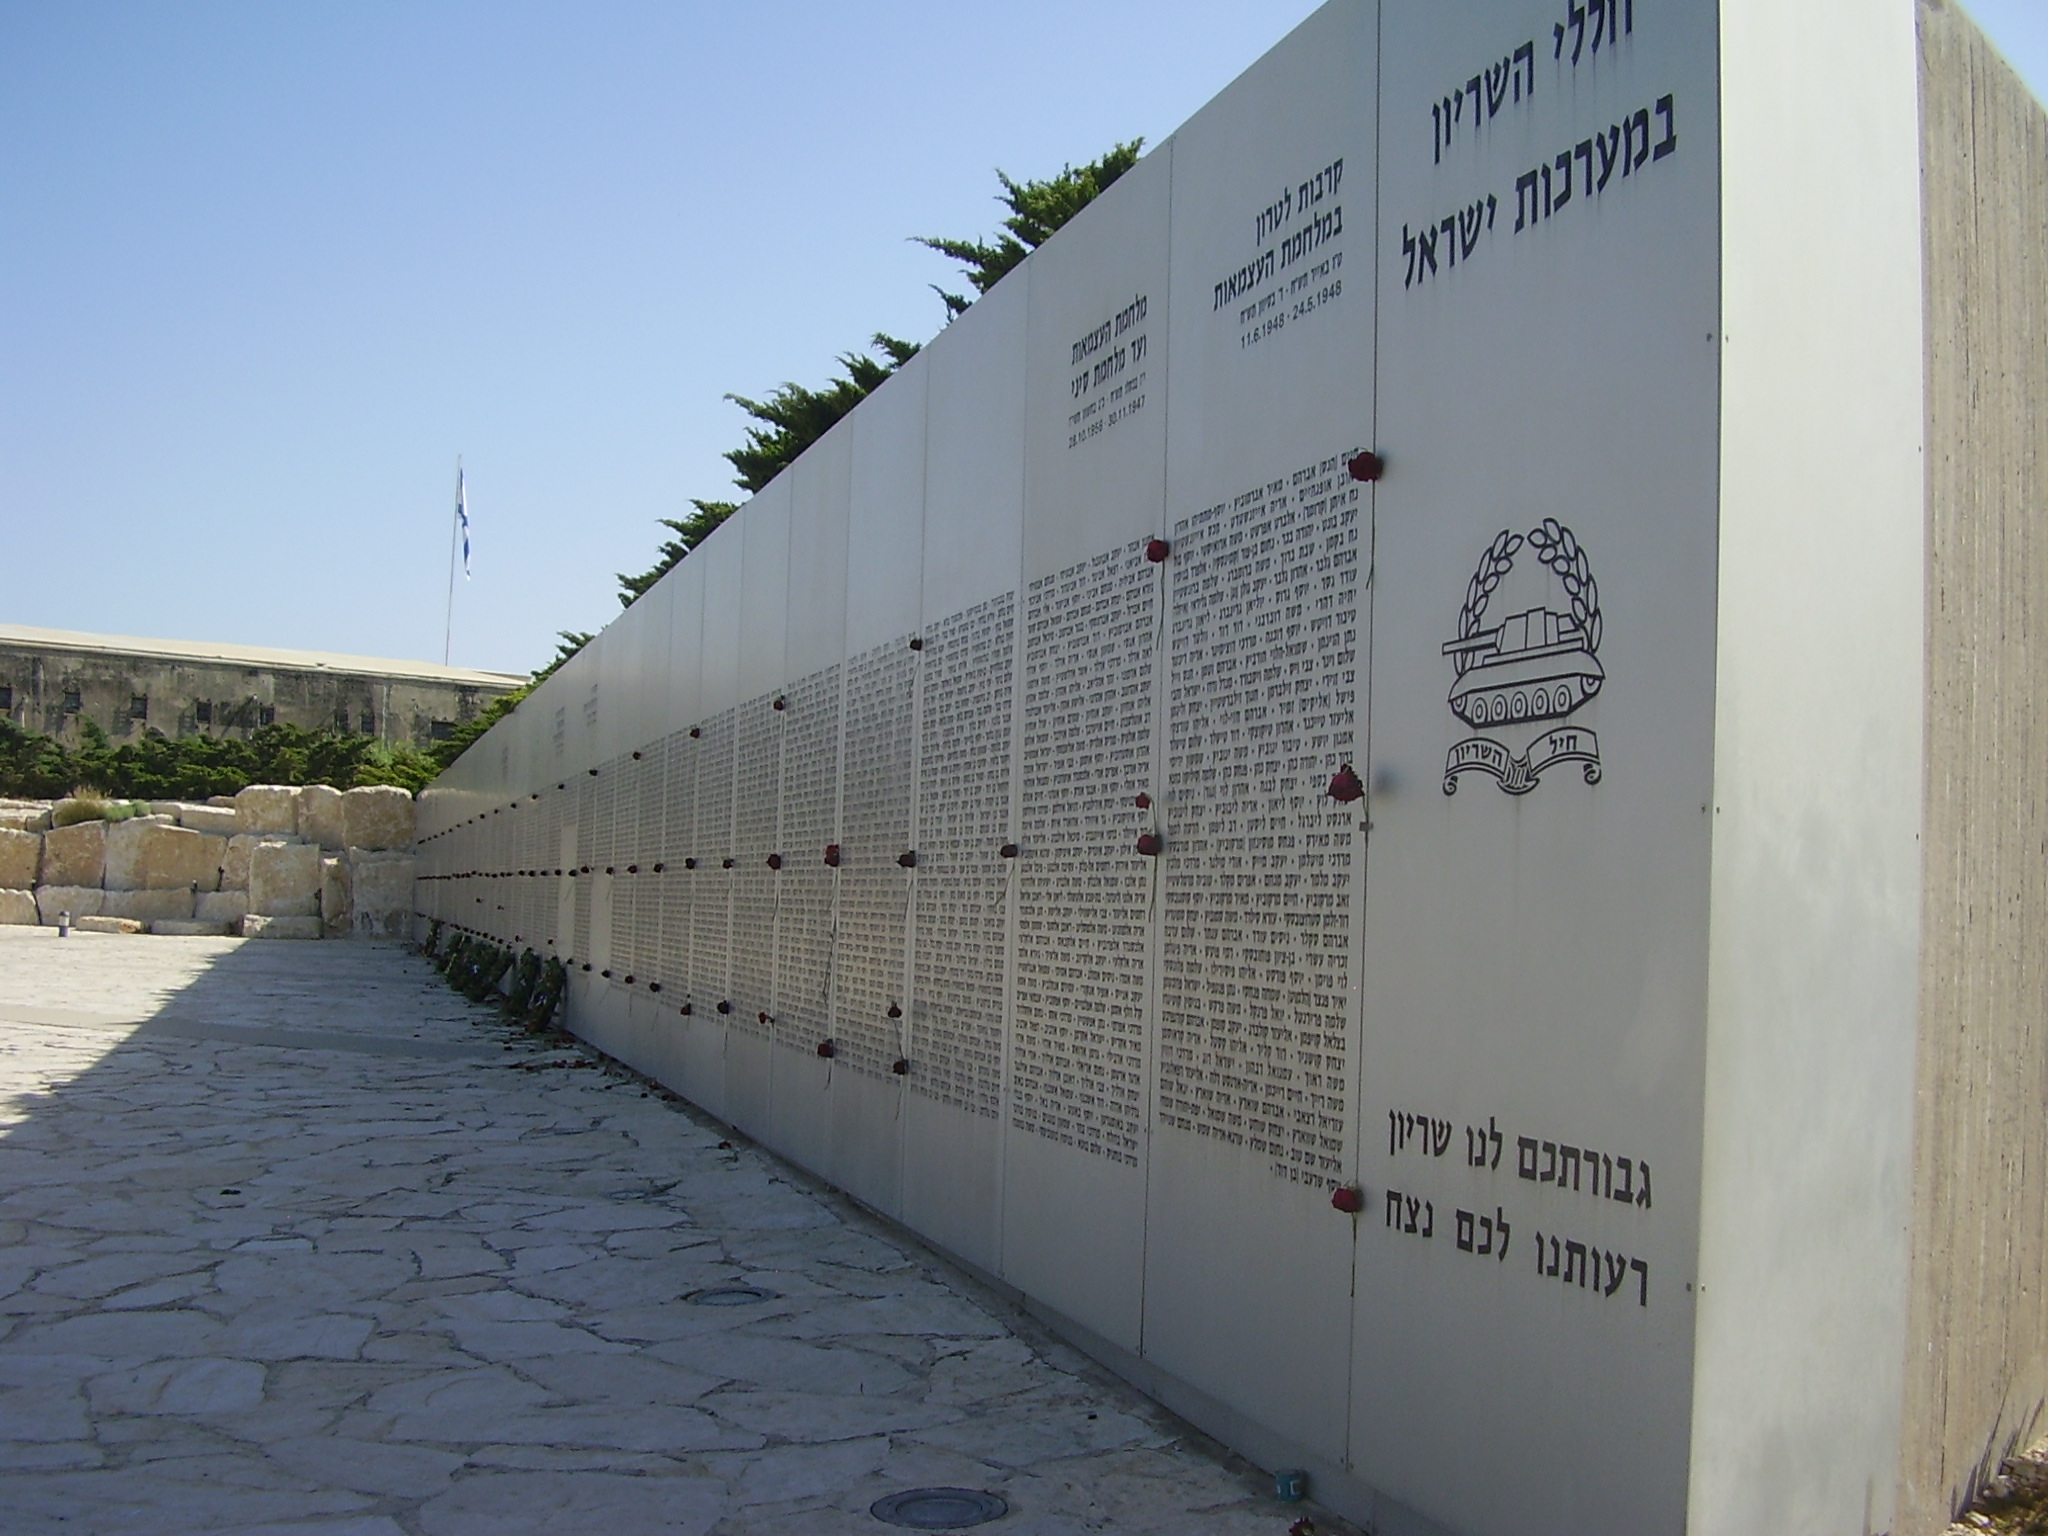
[
  {"x1": 430, "y1": 720, "x2": 456, "y2": 741},
  {"x1": 360, "y1": 713, "x2": 375, "y2": 735},
  {"x1": 61, "y1": 689, "x2": 81, "y2": 712},
  {"x1": 195, "y1": 700, "x2": 212, "y2": 724},
  {"x1": 129, "y1": 695, "x2": 148, "y2": 719},
  {"x1": 258, "y1": 703, "x2": 276, "y2": 727},
  {"x1": 335, "y1": 707, "x2": 351, "y2": 732},
  {"x1": 0, "y1": 685, "x2": 12, "y2": 711}
]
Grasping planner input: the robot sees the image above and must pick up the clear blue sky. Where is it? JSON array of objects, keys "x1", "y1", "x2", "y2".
[{"x1": 4, "y1": 2, "x2": 2044, "y2": 677}]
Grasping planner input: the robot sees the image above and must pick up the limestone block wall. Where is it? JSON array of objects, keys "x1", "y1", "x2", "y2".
[{"x1": 0, "y1": 783, "x2": 417, "y2": 938}]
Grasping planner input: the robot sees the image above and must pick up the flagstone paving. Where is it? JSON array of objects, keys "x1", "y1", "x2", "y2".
[{"x1": 0, "y1": 929, "x2": 1353, "y2": 1536}]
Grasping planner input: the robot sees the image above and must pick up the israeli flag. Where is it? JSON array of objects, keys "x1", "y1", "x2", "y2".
[{"x1": 457, "y1": 468, "x2": 472, "y2": 578}]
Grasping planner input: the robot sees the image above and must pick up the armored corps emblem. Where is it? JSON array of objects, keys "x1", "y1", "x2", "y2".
[{"x1": 1442, "y1": 519, "x2": 1603, "y2": 795}]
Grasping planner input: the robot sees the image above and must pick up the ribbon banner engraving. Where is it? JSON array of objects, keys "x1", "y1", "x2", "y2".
[{"x1": 1444, "y1": 726, "x2": 1601, "y2": 795}]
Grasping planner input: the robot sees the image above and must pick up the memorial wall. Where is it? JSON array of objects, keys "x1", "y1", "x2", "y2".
[{"x1": 418, "y1": 3, "x2": 2047, "y2": 1533}]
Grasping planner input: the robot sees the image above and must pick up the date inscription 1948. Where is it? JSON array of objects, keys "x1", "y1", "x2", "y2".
[{"x1": 1212, "y1": 157, "x2": 1348, "y2": 352}]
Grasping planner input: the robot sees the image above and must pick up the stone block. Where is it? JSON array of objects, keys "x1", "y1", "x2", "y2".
[
  {"x1": 150, "y1": 919, "x2": 233, "y2": 936},
  {"x1": 36, "y1": 886, "x2": 103, "y2": 923},
  {"x1": 221, "y1": 833, "x2": 290, "y2": 891},
  {"x1": 207, "y1": 795, "x2": 236, "y2": 808},
  {"x1": 235, "y1": 784, "x2": 301, "y2": 835},
  {"x1": 249, "y1": 841, "x2": 321, "y2": 917},
  {"x1": 298, "y1": 784, "x2": 346, "y2": 850},
  {"x1": 321, "y1": 856, "x2": 351, "y2": 937},
  {"x1": 195, "y1": 890, "x2": 248, "y2": 925},
  {"x1": 40, "y1": 821, "x2": 105, "y2": 888},
  {"x1": 173, "y1": 803, "x2": 240, "y2": 835},
  {"x1": 240, "y1": 914, "x2": 322, "y2": 940},
  {"x1": 0, "y1": 828, "x2": 41, "y2": 890},
  {"x1": 102, "y1": 889, "x2": 196, "y2": 923},
  {"x1": 341, "y1": 786, "x2": 414, "y2": 851},
  {"x1": 347, "y1": 851, "x2": 414, "y2": 940},
  {"x1": 0, "y1": 804, "x2": 52, "y2": 832},
  {"x1": 103, "y1": 821, "x2": 225, "y2": 893},
  {"x1": 0, "y1": 889, "x2": 37, "y2": 925},
  {"x1": 75, "y1": 915, "x2": 143, "y2": 935}
]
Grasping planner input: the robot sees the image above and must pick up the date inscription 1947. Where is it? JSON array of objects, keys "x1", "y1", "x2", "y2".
[{"x1": 1068, "y1": 293, "x2": 1150, "y2": 450}]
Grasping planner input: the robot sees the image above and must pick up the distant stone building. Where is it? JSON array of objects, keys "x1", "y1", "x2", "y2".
[{"x1": 0, "y1": 624, "x2": 524, "y2": 750}]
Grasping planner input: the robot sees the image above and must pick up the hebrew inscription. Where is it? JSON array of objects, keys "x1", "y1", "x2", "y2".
[
  {"x1": 1162, "y1": 454, "x2": 1363, "y2": 1186},
  {"x1": 593, "y1": 765, "x2": 624, "y2": 968},
  {"x1": 571, "y1": 778, "x2": 595, "y2": 963},
  {"x1": 611, "y1": 750, "x2": 652, "y2": 978},
  {"x1": 775, "y1": 665, "x2": 842, "y2": 1050},
  {"x1": 656, "y1": 729, "x2": 696, "y2": 994},
  {"x1": 1015, "y1": 543, "x2": 1156, "y2": 1168},
  {"x1": 1534, "y1": 1230, "x2": 1649, "y2": 1306},
  {"x1": 689, "y1": 709, "x2": 735, "y2": 1007},
  {"x1": 1067, "y1": 294, "x2": 1151, "y2": 450},
  {"x1": 508, "y1": 796, "x2": 539, "y2": 945},
  {"x1": 1401, "y1": 0, "x2": 1677, "y2": 290},
  {"x1": 836, "y1": 640, "x2": 917, "y2": 1078},
  {"x1": 1517, "y1": 1132, "x2": 1653, "y2": 1208},
  {"x1": 729, "y1": 694, "x2": 783, "y2": 1036},
  {"x1": 526, "y1": 794, "x2": 554, "y2": 946},
  {"x1": 911, "y1": 593, "x2": 1016, "y2": 1118},
  {"x1": 1383, "y1": 1104, "x2": 1657, "y2": 1306},
  {"x1": 1215, "y1": 156, "x2": 1349, "y2": 352},
  {"x1": 1432, "y1": 43, "x2": 1538, "y2": 162}
]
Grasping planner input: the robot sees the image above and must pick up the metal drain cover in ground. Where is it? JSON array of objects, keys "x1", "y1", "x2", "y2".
[
  {"x1": 870, "y1": 1488, "x2": 1008, "y2": 1528},
  {"x1": 685, "y1": 1284, "x2": 777, "y2": 1306}
]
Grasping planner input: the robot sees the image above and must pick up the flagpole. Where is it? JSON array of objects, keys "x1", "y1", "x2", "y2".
[{"x1": 443, "y1": 456, "x2": 461, "y2": 666}]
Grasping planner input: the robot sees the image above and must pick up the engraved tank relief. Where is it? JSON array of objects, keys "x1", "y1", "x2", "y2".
[
  {"x1": 1442, "y1": 601, "x2": 1604, "y2": 727},
  {"x1": 1442, "y1": 520, "x2": 1605, "y2": 796}
]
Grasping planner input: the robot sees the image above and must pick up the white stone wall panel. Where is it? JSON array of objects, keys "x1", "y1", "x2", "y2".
[{"x1": 408, "y1": 3, "x2": 1979, "y2": 1532}]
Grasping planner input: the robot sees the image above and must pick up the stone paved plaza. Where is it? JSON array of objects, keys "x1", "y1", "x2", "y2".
[{"x1": 0, "y1": 929, "x2": 1351, "y2": 1536}]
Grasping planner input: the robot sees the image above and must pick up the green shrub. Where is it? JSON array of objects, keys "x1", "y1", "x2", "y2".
[
  {"x1": 506, "y1": 950, "x2": 543, "y2": 1015},
  {"x1": 0, "y1": 719, "x2": 75, "y2": 799},
  {"x1": 50, "y1": 793, "x2": 112, "y2": 827},
  {"x1": 0, "y1": 717, "x2": 437, "y2": 801}
]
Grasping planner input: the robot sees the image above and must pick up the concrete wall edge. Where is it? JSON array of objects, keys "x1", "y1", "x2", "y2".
[{"x1": 1690, "y1": 0, "x2": 1930, "y2": 1531}]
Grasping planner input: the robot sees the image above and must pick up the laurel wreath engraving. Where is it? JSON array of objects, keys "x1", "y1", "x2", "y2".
[
  {"x1": 1526, "y1": 518, "x2": 1602, "y2": 650},
  {"x1": 1453, "y1": 519, "x2": 1602, "y2": 675}
]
